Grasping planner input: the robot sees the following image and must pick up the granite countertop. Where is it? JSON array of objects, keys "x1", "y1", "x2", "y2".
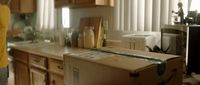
[{"x1": 8, "y1": 41, "x2": 87, "y2": 60}]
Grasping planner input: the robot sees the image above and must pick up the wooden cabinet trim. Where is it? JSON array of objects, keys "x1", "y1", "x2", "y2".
[
  {"x1": 11, "y1": 49, "x2": 64, "y2": 85},
  {"x1": 12, "y1": 50, "x2": 29, "y2": 64},
  {"x1": 10, "y1": 0, "x2": 36, "y2": 13},
  {"x1": 29, "y1": 54, "x2": 47, "y2": 70},
  {"x1": 30, "y1": 67, "x2": 47, "y2": 85},
  {"x1": 48, "y1": 59, "x2": 64, "y2": 75},
  {"x1": 55, "y1": 0, "x2": 114, "y2": 8}
]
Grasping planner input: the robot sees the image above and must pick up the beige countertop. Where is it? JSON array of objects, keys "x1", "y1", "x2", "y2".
[
  {"x1": 9, "y1": 41, "x2": 87, "y2": 60},
  {"x1": 9, "y1": 41, "x2": 182, "y2": 71}
]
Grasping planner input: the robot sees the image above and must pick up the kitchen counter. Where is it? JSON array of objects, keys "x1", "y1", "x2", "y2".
[
  {"x1": 9, "y1": 41, "x2": 184, "y2": 85},
  {"x1": 9, "y1": 41, "x2": 87, "y2": 60}
]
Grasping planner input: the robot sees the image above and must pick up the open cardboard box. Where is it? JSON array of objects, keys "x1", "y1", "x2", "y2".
[{"x1": 64, "y1": 47, "x2": 183, "y2": 85}]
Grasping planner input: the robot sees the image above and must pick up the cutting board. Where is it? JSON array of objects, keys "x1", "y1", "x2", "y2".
[{"x1": 79, "y1": 17, "x2": 103, "y2": 48}]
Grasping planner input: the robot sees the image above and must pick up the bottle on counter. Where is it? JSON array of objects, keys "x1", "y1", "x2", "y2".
[
  {"x1": 83, "y1": 26, "x2": 95, "y2": 48},
  {"x1": 71, "y1": 29, "x2": 79, "y2": 48},
  {"x1": 78, "y1": 32, "x2": 84, "y2": 48}
]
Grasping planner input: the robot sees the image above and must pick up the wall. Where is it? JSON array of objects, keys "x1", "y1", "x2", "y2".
[
  {"x1": 70, "y1": 7, "x2": 114, "y2": 30},
  {"x1": 8, "y1": 14, "x2": 36, "y2": 41},
  {"x1": 11, "y1": 14, "x2": 36, "y2": 30}
]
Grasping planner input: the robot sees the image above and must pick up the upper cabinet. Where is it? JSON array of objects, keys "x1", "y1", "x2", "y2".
[
  {"x1": 9, "y1": 0, "x2": 36, "y2": 13},
  {"x1": 55, "y1": 0, "x2": 114, "y2": 8},
  {"x1": 55, "y1": 0, "x2": 72, "y2": 8}
]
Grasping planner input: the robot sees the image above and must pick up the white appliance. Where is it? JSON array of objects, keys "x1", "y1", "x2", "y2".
[{"x1": 122, "y1": 32, "x2": 161, "y2": 51}]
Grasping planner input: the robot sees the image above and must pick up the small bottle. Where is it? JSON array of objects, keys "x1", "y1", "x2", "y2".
[
  {"x1": 71, "y1": 30, "x2": 79, "y2": 48},
  {"x1": 78, "y1": 32, "x2": 84, "y2": 48},
  {"x1": 103, "y1": 33, "x2": 107, "y2": 47}
]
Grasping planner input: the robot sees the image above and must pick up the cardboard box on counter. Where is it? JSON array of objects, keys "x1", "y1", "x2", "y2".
[{"x1": 64, "y1": 47, "x2": 183, "y2": 85}]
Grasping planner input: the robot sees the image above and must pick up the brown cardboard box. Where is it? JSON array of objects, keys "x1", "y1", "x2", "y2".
[{"x1": 64, "y1": 47, "x2": 183, "y2": 85}]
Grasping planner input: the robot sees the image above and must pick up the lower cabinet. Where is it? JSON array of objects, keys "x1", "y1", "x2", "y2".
[
  {"x1": 10, "y1": 49, "x2": 64, "y2": 85},
  {"x1": 49, "y1": 59, "x2": 64, "y2": 85},
  {"x1": 49, "y1": 73, "x2": 64, "y2": 85},
  {"x1": 30, "y1": 68, "x2": 47, "y2": 85},
  {"x1": 14, "y1": 61, "x2": 30, "y2": 85}
]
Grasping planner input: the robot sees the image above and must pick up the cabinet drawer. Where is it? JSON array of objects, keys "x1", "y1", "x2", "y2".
[
  {"x1": 30, "y1": 54, "x2": 47, "y2": 69},
  {"x1": 12, "y1": 50, "x2": 28, "y2": 64},
  {"x1": 49, "y1": 59, "x2": 64, "y2": 75}
]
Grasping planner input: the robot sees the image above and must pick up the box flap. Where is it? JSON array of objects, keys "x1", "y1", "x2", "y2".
[
  {"x1": 96, "y1": 55, "x2": 156, "y2": 71},
  {"x1": 66, "y1": 49, "x2": 157, "y2": 71},
  {"x1": 97, "y1": 47, "x2": 181, "y2": 61}
]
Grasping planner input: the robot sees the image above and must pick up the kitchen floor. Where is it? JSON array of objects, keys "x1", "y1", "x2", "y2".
[
  {"x1": 183, "y1": 74, "x2": 200, "y2": 85},
  {"x1": 8, "y1": 70, "x2": 14, "y2": 85},
  {"x1": 8, "y1": 58, "x2": 14, "y2": 85}
]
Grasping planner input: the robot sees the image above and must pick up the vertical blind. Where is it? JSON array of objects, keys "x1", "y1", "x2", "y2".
[
  {"x1": 114, "y1": 0, "x2": 181, "y2": 32},
  {"x1": 36, "y1": 0, "x2": 55, "y2": 31}
]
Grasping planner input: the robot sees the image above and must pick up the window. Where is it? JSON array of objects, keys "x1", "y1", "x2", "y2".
[
  {"x1": 190, "y1": 0, "x2": 200, "y2": 12},
  {"x1": 114, "y1": 0, "x2": 188, "y2": 32},
  {"x1": 62, "y1": 7, "x2": 70, "y2": 28}
]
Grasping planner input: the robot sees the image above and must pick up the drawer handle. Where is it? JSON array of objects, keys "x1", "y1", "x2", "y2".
[
  {"x1": 51, "y1": 80, "x2": 55, "y2": 85},
  {"x1": 57, "y1": 66, "x2": 63, "y2": 70}
]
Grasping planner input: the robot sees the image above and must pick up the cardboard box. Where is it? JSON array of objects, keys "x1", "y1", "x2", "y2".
[{"x1": 64, "y1": 47, "x2": 183, "y2": 85}]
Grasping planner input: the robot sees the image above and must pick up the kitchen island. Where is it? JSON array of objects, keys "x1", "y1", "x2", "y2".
[
  {"x1": 9, "y1": 41, "x2": 87, "y2": 85},
  {"x1": 9, "y1": 41, "x2": 184, "y2": 85}
]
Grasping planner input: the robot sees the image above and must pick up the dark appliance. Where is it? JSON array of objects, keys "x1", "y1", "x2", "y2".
[{"x1": 187, "y1": 25, "x2": 200, "y2": 74}]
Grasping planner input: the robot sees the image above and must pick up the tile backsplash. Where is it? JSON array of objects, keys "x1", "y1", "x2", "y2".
[{"x1": 8, "y1": 14, "x2": 36, "y2": 42}]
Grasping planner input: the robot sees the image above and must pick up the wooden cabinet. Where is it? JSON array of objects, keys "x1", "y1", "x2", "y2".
[
  {"x1": 9, "y1": 0, "x2": 36, "y2": 13},
  {"x1": 49, "y1": 59, "x2": 64, "y2": 75},
  {"x1": 29, "y1": 54, "x2": 48, "y2": 85},
  {"x1": 55, "y1": 0, "x2": 114, "y2": 8},
  {"x1": 30, "y1": 54, "x2": 47, "y2": 70},
  {"x1": 49, "y1": 73, "x2": 64, "y2": 85},
  {"x1": 14, "y1": 61, "x2": 30, "y2": 85},
  {"x1": 11, "y1": 50, "x2": 30, "y2": 85},
  {"x1": 48, "y1": 59, "x2": 64, "y2": 85},
  {"x1": 74, "y1": 0, "x2": 94, "y2": 4},
  {"x1": 10, "y1": 49, "x2": 64, "y2": 85},
  {"x1": 30, "y1": 68, "x2": 47, "y2": 85},
  {"x1": 55, "y1": 0, "x2": 72, "y2": 8}
]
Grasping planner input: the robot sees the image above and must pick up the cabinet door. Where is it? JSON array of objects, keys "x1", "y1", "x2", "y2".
[
  {"x1": 74, "y1": 0, "x2": 94, "y2": 4},
  {"x1": 49, "y1": 73, "x2": 64, "y2": 85},
  {"x1": 30, "y1": 68, "x2": 47, "y2": 85},
  {"x1": 9, "y1": 0, "x2": 36, "y2": 13},
  {"x1": 55, "y1": 0, "x2": 72, "y2": 8},
  {"x1": 14, "y1": 61, "x2": 30, "y2": 85},
  {"x1": 19, "y1": 0, "x2": 36, "y2": 13},
  {"x1": 9, "y1": 0, "x2": 20, "y2": 13}
]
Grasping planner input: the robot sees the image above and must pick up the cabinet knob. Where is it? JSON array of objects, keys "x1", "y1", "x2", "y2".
[
  {"x1": 51, "y1": 80, "x2": 55, "y2": 85},
  {"x1": 57, "y1": 66, "x2": 63, "y2": 70}
]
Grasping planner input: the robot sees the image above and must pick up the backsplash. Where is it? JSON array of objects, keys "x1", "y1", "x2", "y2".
[
  {"x1": 8, "y1": 14, "x2": 36, "y2": 42},
  {"x1": 70, "y1": 7, "x2": 114, "y2": 31}
]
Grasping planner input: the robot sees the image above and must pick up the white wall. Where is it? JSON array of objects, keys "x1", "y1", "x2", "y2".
[{"x1": 70, "y1": 7, "x2": 114, "y2": 30}]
